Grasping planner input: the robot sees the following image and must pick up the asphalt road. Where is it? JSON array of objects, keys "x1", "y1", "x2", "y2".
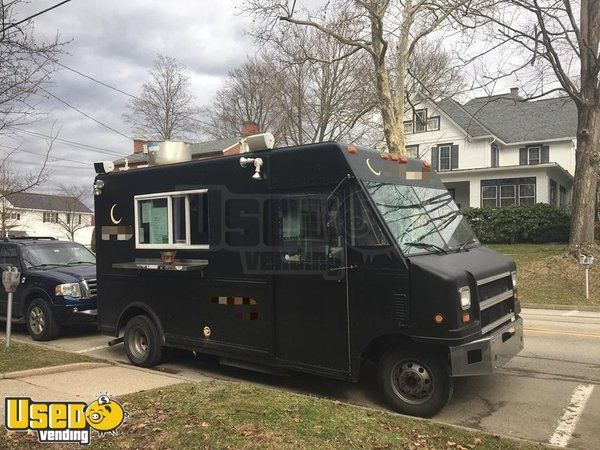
[{"x1": 3, "y1": 307, "x2": 599, "y2": 449}]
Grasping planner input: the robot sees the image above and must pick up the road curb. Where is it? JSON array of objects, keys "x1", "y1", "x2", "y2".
[
  {"x1": 522, "y1": 303, "x2": 600, "y2": 312},
  {"x1": 0, "y1": 362, "x2": 110, "y2": 380}
]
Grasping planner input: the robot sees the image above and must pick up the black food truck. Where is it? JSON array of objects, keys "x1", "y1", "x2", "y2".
[{"x1": 93, "y1": 139, "x2": 523, "y2": 417}]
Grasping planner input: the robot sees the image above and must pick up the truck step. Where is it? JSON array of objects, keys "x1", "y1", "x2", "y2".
[{"x1": 219, "y1": 358, "x2": 291, "y2": 377}]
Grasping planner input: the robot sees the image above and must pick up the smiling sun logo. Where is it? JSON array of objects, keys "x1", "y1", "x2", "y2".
[{"x1": 85, "y1": 394, "x2": 127, "y2": 435}]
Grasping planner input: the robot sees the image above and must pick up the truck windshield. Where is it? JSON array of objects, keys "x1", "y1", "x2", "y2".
[
  {"x1": 364, "y1": 181, "x2": 477, "y2": 255},
  {"x1": 21, "y1": 243, "x2": 96, "y2": 269}
]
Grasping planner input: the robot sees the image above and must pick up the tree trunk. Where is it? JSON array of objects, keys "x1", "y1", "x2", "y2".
[{"x1": 568, "y1": 104, "x2": 599, "y2": 253}]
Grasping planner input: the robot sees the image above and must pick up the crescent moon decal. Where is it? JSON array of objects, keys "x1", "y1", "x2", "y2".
[
  {"x1": 366, "y1": 158, "x2": 381, "y2": 176},
  {"x1": 110, "y1": 204, "x2": 122, "y2": 225}
]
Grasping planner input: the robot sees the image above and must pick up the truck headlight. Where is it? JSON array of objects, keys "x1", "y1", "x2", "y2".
[
  {"x1": 55, "y1": 283, "x2": 82, "y2": 298},
  {"x1": 458, "y1": 286, "x2": 471, "y2": 310},
  {"x1": 511, "y1": 271, "x2": 518, "y2": 300}
]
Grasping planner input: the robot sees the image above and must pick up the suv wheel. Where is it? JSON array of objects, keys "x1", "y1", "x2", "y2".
[
  {"x1": 124, "y1": 315, "x2": 164, "y2": 367},
  {"x1": 378, "y1": 347, "x2": 453, "y2": 417},
  {"x1": 26, "y1": 298, "x2": 60, "y2": 341}
]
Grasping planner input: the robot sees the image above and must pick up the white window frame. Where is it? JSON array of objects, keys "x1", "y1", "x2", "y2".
[
  {"x1": 527, "y1": 146, "x2": 541, "y2": 165},
  {"x1": 406, "y1": 145, "x2": 419, "y2": 158},
  {"x1": 414, "y1": 109, "x2": 427, "y2": 132},
  {"x1": 518, "y1": 183, "x2": 536, "y2": 205},
  {"x1": 427, "y1": 116, "x2": 440, "y2": 131},
  {"x1": 439, "y1": 145, "x2": 451, "y2": 171},
  {"x1": 500, "y1": 185, "x2": 516, "y2": 206},
  {"x1": 134, "y1": 188, "x2": 209, "y2": 250},
  {"x1": 481, "y1": 185, "x2": 498, "y2": 208},
  {"x1": 403, "y1": 120, "x2": 413, "y2": 134}
]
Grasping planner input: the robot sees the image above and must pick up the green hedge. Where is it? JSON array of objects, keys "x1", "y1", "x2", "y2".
[{"x1": 461, "y1": 204, "x2": 570, "y2": 244}]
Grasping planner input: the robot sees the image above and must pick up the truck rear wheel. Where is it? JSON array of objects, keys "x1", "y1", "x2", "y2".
[
  {"x1": 124, "y1": 315, "x2": 164, "y2": 367},
  {"x1": 378, "y1": 348, "x2": 453, "y2": 417}
]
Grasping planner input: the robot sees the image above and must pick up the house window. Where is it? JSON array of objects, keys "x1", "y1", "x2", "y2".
[
  {"x1": 403, "y1": 121, "x2": 413, "y2": 134},
  {"x1": 482, "y1": 177, "x2": 536, "y2": 207},
  {"x1": 427, "y1": 116, "x2": 440, "y2": 131},
  {"x1": 527, "y1": 146, "x2": 541, "y2": 165},
  {"x1": 500, "y1": 185, "x2": 516, "y2": 206},
  {"x1": 481, "y1": 186, "x2": 498, "y2": 208},
  {"x1": 519, "y1": 184, "x2": 536, "y2": 205},
  {"x1": 559, "y1": 185, "x2": 567, "y2": 209},
  {"x1": 491, "y1": 144, "x2": 499, "y2": 168},
  {"x1": 135, "y1": 189, "x2": 209, "y2": 249},
  {"x1": 406, "y1": 145, "x2": 419, "y2": 158},
  {"x1": 43, "y1": 212, "x2": 58, "y2": 223},
  {"x1": 439, "y1": 145, "x2": 451, "y2": 171},
  {"x1": 78, "y1": 214, "x2": 82, "y2": 225},
  {"x1": 414, "y1": 109, "x2": 427, "y2": 132},
  {"x1": 550, "y1": 179, "x2": 557, "y2": 206}
]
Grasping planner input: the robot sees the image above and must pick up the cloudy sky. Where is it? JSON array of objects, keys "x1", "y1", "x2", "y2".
[{"x1": 4, "y1": 0, "x2": 255, "y2": 190}]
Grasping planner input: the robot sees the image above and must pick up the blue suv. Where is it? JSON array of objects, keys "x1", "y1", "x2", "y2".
[{"x1": 0, "y1": 237, "x2": 97, "y2": 341}]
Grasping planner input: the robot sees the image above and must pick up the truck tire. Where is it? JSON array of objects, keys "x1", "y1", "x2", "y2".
[
  {"x1": 26, "y1": 298, "x2": 60, "y2": 341},
  {"x1": 378, "y1": 347, "x2": 453, "y2": 417},
  {"x1": 124, "y1": 315, "x2": 164, "y2": 367}
]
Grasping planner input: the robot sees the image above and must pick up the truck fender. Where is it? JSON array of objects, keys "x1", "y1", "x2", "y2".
[{"x1": 116, "y1": 302, "x2": 166, "y2": 345}]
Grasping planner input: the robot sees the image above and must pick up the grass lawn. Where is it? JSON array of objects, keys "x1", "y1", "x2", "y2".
[
  {"x1": 2, "y1": 382, "x2": 541, "y2": 449},
  {"x1": 488, "y1": 243, "x2": 598, "y2": 306},
  {"x1": 0, "y1": 339, "x2": 95, "y2": 374}
]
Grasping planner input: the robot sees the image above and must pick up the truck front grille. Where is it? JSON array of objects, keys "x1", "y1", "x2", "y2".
[
  {"x1": 84, "y1": 279, "x2": 98, "y2": 297},
  {"x1": 477, "y1": 272, "x2": 514, "y2": 334}
]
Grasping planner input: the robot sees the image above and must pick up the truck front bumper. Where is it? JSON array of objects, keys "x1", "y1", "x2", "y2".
[{"x1": 449, "y1": 316, "x2": 523, "y2": 377}]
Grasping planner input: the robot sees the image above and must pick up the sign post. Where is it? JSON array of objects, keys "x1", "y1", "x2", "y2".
[
  {"x1": 578, "y1": 254, "x2": 594, "y2": 300},
  {"x1": 2, "y1": 266, "x2": 20, "y2": 348}
]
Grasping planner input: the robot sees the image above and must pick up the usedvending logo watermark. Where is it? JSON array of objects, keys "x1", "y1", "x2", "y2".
[{"x1": 4, "y1": 394, "x2": 128, "y2": 445}]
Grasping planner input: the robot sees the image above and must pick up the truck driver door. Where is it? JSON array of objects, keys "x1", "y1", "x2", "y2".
[{"x1": 273, "y1": 194, "x2": 350, "y2": 374}]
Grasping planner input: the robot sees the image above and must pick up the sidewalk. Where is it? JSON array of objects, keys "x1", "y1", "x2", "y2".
[{"x1": 0, "y1": 361, "x2": 198, "y2": 424}]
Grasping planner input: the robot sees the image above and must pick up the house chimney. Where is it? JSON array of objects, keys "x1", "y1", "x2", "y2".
[
  {"x1": 510, "y1": 87, "x2": 519, "y2": 99},
  {"x1": 241, "y1": 121, "x2": 260, "y2": 137},
  {"x1": 133, "y1": 138, "x2": 147, "y2": 154}
]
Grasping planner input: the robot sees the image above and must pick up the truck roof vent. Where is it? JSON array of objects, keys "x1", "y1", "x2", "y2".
[
  {"x1": 147, "y1": 141, "x2": 192, "y2": 166},
  {"x1": 244, "y1": 133, "x2": 275, "y2": 152}
]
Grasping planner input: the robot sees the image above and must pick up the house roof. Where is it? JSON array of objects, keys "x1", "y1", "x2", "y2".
[
  {"x1": 435, "y1": 94, "x2": 577, "y2": 144},
  {"x1": 113, "y1": 137, "x2": 241, "y2": 166},
  {"x1": 6, "y1": 192, "x2": 92, "y2": 213}
]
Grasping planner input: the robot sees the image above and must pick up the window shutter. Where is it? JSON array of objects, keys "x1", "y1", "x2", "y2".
[
  {"x1": 541, "y1": 145, "x2": 550, "y2": 163},
  {"x1": 431, "y1": 146, "x2": 439, "y2": 171},
  {"x1": 451, "y1": 145, "x2": 459, "y2": 169},
  {"x1": 519, "y1": 148, "x2": 527, "y2": 165}
]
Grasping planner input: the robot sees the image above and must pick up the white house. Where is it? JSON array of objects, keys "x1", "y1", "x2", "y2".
[
  {"x1": 402, "y1": 89, "x2": 577, "y2": 209},
  {"x1": 2, "y1": 192, "x2": 94, "y2": 245}
]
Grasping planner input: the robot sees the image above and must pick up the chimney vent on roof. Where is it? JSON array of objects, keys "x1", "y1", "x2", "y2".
[
  {"x1": 133, "y1": 138, "x2": 148, "y2": 154},
  {"x1": 510, "y1": 87, "x2": 519, "y2": 99},
  {"x1": 241, "y1": 121, "x2": 260, "y2": 137}
]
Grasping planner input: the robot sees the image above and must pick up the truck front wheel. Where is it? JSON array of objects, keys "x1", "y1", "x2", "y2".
[
  {"x1": 378, "y1": 348, "x2": 453, "y2": 417},
  {"x1": 124, "y1": 315, "x2": 164, "y2": 367}
]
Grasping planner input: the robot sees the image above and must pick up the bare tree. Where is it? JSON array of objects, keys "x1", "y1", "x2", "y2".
[
  {"x1": 469, "y1": 1, "x2": 599, "y2": 251},
  {"x1": 0, "y1": 145, "x2": 53, "y2": 237},
  {"x1": 245, "y1": 0, "x2": 480, "y2": 154},
  {"x1": 0, "y1": 0, "x2": 65, "y2": 133},
  {"x1": 51, "y1": 184, "x2": 91, "y2": 242},
  {"x1": 201, "y1": 54, "x2": 287, "y2": 140},
  {"x1": 124, "y1": 55, "x2": 200, "y2": 140}
]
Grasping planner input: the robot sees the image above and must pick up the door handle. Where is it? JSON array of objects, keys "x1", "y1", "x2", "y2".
[{"x1": 328, "y1": 265, "x2": 357, "y2": 271}]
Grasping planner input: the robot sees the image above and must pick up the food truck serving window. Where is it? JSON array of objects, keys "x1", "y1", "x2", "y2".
[{"x1": 134, "y1": 189, "x2": 209, "y2": 249}]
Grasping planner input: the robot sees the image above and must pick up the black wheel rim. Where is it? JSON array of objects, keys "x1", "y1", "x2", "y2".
[
  {"x1": 29, "y1": 306, "x2": 45, "y2": 335},
  {"x1": 127, "y1": 327, "x2": 149, "y2": 359},
  {"x1": 390, "y1": 359, "x2": 435, "y2": 405}
]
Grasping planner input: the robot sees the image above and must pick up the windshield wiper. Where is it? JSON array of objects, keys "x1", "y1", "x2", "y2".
[
  {"x1": 67, "y1": 261, "x2": 94, "y2": 265},
  {"x1": 451, "y1": 238, "x2": 478, "y2": 253},
  {"x1": 405, "y1": 242, "x2": 448, "y2": 255},
  {"x1": 30, "y1": 263, "x2": 68, "y2": 269}
]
